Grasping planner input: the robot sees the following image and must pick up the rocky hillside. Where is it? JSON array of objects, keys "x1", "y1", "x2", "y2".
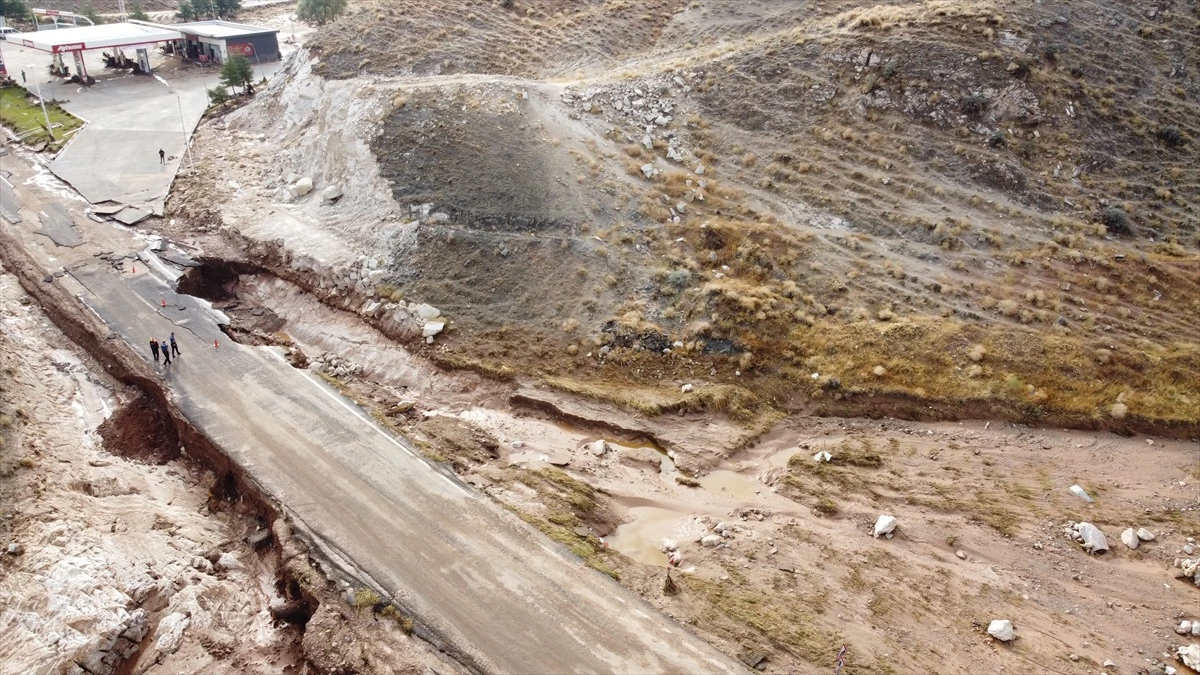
[{"x1": 175, "y1": 0, "x2": 1200, "y2": 437}]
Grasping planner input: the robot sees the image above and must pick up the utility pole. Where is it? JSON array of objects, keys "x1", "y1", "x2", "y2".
[{"x1": 33, "y1": 83, "x2": 55, "y2": 141}]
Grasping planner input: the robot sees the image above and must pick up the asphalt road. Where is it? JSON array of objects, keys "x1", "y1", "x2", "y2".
[{"x1": 66, "y1": 258, "x2": 740, "y2": 675}]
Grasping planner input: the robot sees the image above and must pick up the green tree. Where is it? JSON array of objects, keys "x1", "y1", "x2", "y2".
[
  {"x1": 213, "y1": 0, "x2": 240, "y2": 18},
  {"x1": 218, "y1": 54, "x2": 253, "y2": 95},
  {"x1": 128, "y1": 0, "x2": 149, "y2": 20},
  {"x1": 206, "y1": 85, "x2": 230, "y2": 106},
  {"x1": 175, "y1": 0, "x2": 198, "y2": 21},
  {"x1": 296, "y1": 0, "x2": 345, "y2": 26},
  {"x1": 77, "y1": 0, "x2": 101, "y2": 24},
  {"x1": 2, "y1": 0, "x2": 32, "y2": 22}
]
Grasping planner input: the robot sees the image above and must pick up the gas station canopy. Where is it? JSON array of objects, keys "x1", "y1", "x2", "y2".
[{"x1": 8, "y1": 22, "x2": 182, "y2": 53}]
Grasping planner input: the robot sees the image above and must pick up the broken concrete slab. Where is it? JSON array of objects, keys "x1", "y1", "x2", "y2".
[
  {"x1": 158, "y1": 250, "x2": 200, "y2": 268},
  {"x1": 35, "y1": 203, "x2": 83, "y2": 248},
  {"x1": 113, "y1": 207, "x2": 152, "y2": 226}
]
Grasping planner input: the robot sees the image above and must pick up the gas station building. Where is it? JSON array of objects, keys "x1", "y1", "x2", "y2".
[{"x1": 171, "y1": 20, "x2": 281, "y2": 65}]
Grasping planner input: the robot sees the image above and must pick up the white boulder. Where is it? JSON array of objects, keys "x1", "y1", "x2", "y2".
[
  {"x1": 1136, "y1": 528, "x2": 1155, "y2": 541},
  {"x1": 700, "y1": 534, "x2": 722, "y2": 547},
  {"x1": 287, "y1": 177, "x2": 314, "y2": 198},
  {"x1": 422, "y1": 321, "x2": 445, "y2": 338},
  {"x1": 321, "y1": 185, "x2": 343, "y2": 202},
  {"x1": 813, "y1": 450, "x2": 832, "y2": 463},
  {"x1": 414, "y1": 303, "x2": 441, "y2": 320},
  {"x1": 587, "y1": 440, "x2": 608, "y2": 457},
  {"x1": 1177, "y1": 621, "x2": 1193, "y2": 635},
  {"x1": 987, "y1": 619, "x2": 1015, "y2": 642},
  {"x1": 873, "y1": 514, "x2": 897, "y2": 539},
  {"x1": 1120, "y1": 528, "x2": 1139, "y2": 550},
  {"x1": 1075, "y1": 522, "x2": 1109, "y2": 554},
  {"x1": 681, "y1": 383, "x2": 694, "y2": 393}
]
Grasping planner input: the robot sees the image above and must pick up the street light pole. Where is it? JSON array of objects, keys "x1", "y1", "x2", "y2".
[
  {"x1": 33, "y1": 82, "x2": 55, "y2": 141},
  {"x1": 152, "y1": 74, "x2": 194, "y2": 174}
]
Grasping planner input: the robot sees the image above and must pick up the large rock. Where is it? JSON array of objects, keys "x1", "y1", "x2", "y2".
[
  {"x1": 873, "y1": 514, "x2": 897, "y2": 538},
  {"x1": 1136, "y1": 528, "x2": 1155, "y2": 541},
  {"x1": 422, "y1": 321, "x2": 445, "y2": 338},
  {"x1": 288, "y1": 177, "x2": 314, "y2": 198},
  {"x1": 1120, "y1": 528, "x2": 1140, "y2": 550},
  {"x1": 1075, "y1": 522, "x2": 1109, "y2": 554},
  {"x1": 414, "y1": 303, "x2": 441, "y2": 320},
  {"x1": 321, "y1": 185, "x2": 343, "y2": 202},
  {"x1": 700, "y1": 534, "x2": 722, "y2": 547},
  {"x1": 587, "y1": 440, "x2": 608, "y2": 457},
  {"x1": 987, "y1": 619, "x2": 1015, "y2": 642}
]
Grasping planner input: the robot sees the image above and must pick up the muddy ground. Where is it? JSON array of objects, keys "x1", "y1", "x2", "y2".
[{"x1": 214, "y1": 266, "x2": 1200, "y2": 675}]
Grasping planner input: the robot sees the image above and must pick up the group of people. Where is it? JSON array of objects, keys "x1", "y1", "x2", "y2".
[{"x1": 150, "y1": 333, "x2": 181, "y2": 366}]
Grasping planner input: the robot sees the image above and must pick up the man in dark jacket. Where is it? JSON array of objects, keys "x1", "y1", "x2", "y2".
[
  {"x1": 150, "y1": 338, "x2": 160, "y2": 363},
  {"x1": 169, "y1": 332, "x2": 180, "y2": 357},
  {"x1": 162, "y1": 338, "x2": 172, "y2": 365}
]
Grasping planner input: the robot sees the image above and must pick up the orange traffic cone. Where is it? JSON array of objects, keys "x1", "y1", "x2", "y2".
[
  {"x1": 161, "y1": 298, "x2": 167, "y2": 308},
  {"x1": 214, "y1": 339, "x2": 219, "y2": 349}
]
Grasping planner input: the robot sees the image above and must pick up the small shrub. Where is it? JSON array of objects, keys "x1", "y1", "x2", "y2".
[
  {"x1": 353, "y1": 589, "x2": 380, "y2": 608},
  {"x1": 666, "y1": 269, "x2": 692, "y2": 291},
  {"x1": 206, "y1": 87, "x2": 230, "y2": 106},
  {"x1": 1155, "y1": 126, "x2": 1187, "y2": 148},
  {"x1": 1099, "y1": 208, "x2": 1134, "y2": 237},
  {"x1": 960, "y1": 94, "x2": 988, "y2": 117},
  {"x1": 814, "y1": 497, "x2": 838, "y2": 516}
]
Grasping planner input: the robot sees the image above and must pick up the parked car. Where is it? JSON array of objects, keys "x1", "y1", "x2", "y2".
[{"x1": 1, "y1": 26, "x2": 20, "y2": 40}]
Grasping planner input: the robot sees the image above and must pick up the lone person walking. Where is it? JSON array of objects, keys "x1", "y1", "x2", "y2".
[
  {"x1": 169, "y1": 332, "x2": 180, "y2": 357},
  {"x1": 158, "y1": 148, "x2": 166, "y2": 164},
  {"x1": 162, "y1": 338, "x2": 172, "y2": 365},
  {"x1": 149, "y1": 338, "x2": 160, "y2": 363}
]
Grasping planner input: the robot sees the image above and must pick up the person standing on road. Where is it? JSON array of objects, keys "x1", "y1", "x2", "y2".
[
  {"x1": 162, "y1": 338, "x2": 172, "y2": 366},
  {"x1": 169, "y1": 332, "x2": 180, "y2": 358},
  {"x1": 150, "y1": 338, "x2": 160, "y2": 363},
  {"x1": 159, "y1": 149, "x2": 166, "y2": 164}
]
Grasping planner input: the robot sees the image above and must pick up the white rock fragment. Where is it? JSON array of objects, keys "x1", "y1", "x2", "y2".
[
  {"x1": 1178, "y1": 644, "x2": 1200, "y2": 671},
  {"x1": 873, "y1": 514, "x2": 897, "y2": 539},
  {"x1": 321, "y1": 184, "x2": 343, "y2": 202},
  {"x1": 987, "y1": 619, "x2": 1015, "y2": 642},
  {"x1": 588, "y1": 440, "x2": 608, "y2": 457},
  {"x1": 1136, "y1": 528, "x2": 1155, "y2": 541},
  {"x1": 813, "y1": 450, "x2": 832, "y2": 463},
  {"x1": 422, "y1": 321, "x2": 445, "y2": 338},
  {"x1": 1120, "y1": 528, "x2": 1140, "y2": 550},
  {"x1": 1176, "y1": 620, "x2": 1193, "y2": 635},
  {"x1": 414, "y1": 303, "x2": 441, "y2": 320},
  {"x1": 701, "y1": 534, "x2": 722, "y2": 547},
  {"x1": 681, "y1": 383, "x2": 694, "y2": 393},
  {"x1": 1069, "y1": 484, "x2": 1093, "y2": 502}
]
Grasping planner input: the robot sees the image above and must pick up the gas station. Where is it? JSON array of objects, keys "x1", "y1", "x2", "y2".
[{"x1": 5, "y1": 21, "x2": 184, "y2": 82}]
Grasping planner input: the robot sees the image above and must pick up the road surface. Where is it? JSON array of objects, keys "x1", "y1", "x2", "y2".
[{"x1": 62, "y1": 256, "x2": 740, "y2": 674}]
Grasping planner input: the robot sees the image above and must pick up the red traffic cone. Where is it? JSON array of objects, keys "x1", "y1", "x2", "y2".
[
  {"x1": 161, "y1": 298, "x2": 167, "y2": 308},
  {"x1": 214, "y1": 339, "x2": 219, "y2": 349},
  {"x1": 131, "y1": 265, "x2": 136, "y2": 274}
]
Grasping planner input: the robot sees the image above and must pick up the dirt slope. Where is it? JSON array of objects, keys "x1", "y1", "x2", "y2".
[{"x1": 173, "y1": 0, "x2": 1200, "y2": 436}]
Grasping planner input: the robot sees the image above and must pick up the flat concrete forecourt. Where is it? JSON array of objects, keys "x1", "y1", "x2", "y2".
[
  {"x1": 0, "y1": 23, "x2": 254, "y2": 209},
  {"x1": 61, "y1": 253, "x2": 741, "y2": 674}
]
